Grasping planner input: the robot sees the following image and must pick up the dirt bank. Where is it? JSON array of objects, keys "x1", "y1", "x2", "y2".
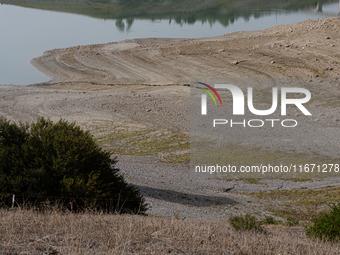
[
  {"x1": 31, "y1": 17, "x2": 340, "y2": 90},
  {"x1": 1, "y1": 17, "x2": 340, "y2": 220}
]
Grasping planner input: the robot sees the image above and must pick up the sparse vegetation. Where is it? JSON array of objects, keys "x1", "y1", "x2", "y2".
[
  {"x1": 280, "y1": 178, "x2": 312, "y2": 182},
  {"x1": 96, "y1": 127, "x2": 189, "y2": 159},
  {"x1": 160, "y1": 152, "x2": 190, "y2": 164},
  {"x1": 286, "y1": 217, "x2": 300, "y2": 226},
  {"x1": 262, "y1": 215, "x2": 282, "y2": 225},
  {"x1": 229, "y1": 213, "x2": 266, "y2": 233},
  {"x1": 246, "y1": 187, "x2": 340, "y2": 222},
  {"x1": 0, "y1": 117, "x2": 147, "y2": 214}
]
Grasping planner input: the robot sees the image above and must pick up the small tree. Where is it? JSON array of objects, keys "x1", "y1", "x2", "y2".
[{"x1": 0, "y1": 117, "x2": 147, "y2": 214}]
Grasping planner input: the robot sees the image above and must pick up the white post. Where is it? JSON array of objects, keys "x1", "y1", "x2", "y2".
[{"x1": 11, "y1": 194, "x2": 15, "y2": 210}]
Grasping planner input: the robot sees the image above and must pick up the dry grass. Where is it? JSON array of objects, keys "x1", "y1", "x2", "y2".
[
  {"x1": 246, "y1": 186, "x2": 340, "y2": 222},
  {"x1": 1, "y1": 209, "x2": 339, "y2": 254},
  {"x1": 95, "y1": 127, "x2": 188, "y2": 156}
]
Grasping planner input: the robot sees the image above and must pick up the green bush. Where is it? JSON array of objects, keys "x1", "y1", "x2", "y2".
[
  {"x1": 229, "y1": 214, "x2": 266, "y2": 233},
  {"x1": 261, "y1": 215, "x2": 281, "y2": 225},
  {"x1": 286, "y1": 217, "x2": 299, "y2": 226},
  {"x1": 0, "y1": 117, "x2": 147, "y2": 214},
  {"x1": 306, "y1": 203, "x2": 340, "y2": 241}
]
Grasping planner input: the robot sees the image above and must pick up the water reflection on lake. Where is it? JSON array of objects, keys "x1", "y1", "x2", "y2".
[{"x1": 0, "y1": 1, "x2": 338, "y2": 85}]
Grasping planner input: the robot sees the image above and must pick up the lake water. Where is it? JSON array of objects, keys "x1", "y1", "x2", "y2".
[{"x1": 0, "y1": 1, "x2": 339, "y2": 85}]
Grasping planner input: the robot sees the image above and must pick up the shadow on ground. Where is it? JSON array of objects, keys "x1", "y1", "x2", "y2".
[{"x1": 135, "y1": 185, "x2": 238, "y2": 207}]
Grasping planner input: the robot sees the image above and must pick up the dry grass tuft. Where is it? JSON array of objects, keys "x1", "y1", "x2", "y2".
[{"x1": 1, "y1": 208, "x2": 339, "y2": 254}]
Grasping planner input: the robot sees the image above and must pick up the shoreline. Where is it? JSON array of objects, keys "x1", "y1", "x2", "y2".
[
  {"x1": 1, "y1": 17, "x2": 340, "y2": 220},
  {"x1": 30, "y1": 17, "x2": 340, "y2": 91}
]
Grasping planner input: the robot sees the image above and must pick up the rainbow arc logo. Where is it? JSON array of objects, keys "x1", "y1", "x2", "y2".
[{"x1": 196, "y1": 82, "x2": 222, "y2": 115}]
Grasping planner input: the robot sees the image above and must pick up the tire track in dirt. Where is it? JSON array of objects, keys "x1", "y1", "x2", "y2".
[{"x1": 32, "y1": 18, "x2": 340, "y2": 89}]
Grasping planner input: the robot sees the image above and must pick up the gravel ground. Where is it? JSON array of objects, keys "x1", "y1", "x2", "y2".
[{"x1": 116, "y1": 155, "x2": 340, "y2": 220}]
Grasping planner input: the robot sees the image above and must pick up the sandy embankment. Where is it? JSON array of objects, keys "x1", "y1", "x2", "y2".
[
  {"x1": 1, "y1": 17, "x2": 340, "y2": 219},
  {"x1": 31, "y1": 17, "x2": 340, "y2": 89}
]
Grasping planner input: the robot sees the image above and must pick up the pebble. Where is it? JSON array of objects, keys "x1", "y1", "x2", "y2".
[
  {"x1": 271, "y1": 61, "x2": 275, "y2": 64},
  {"x1": 325, "y1": 36, "x2": 331, "y2": 39},
  {"x1": 219, "y1": 49, "x2": 225, "y2": 52},
  {"x1": 146, "y1": 109, "x2": 151, "y2": 112},
  {"x1": 232, "y1": 61, "x2": 239, "y2": 65}
]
